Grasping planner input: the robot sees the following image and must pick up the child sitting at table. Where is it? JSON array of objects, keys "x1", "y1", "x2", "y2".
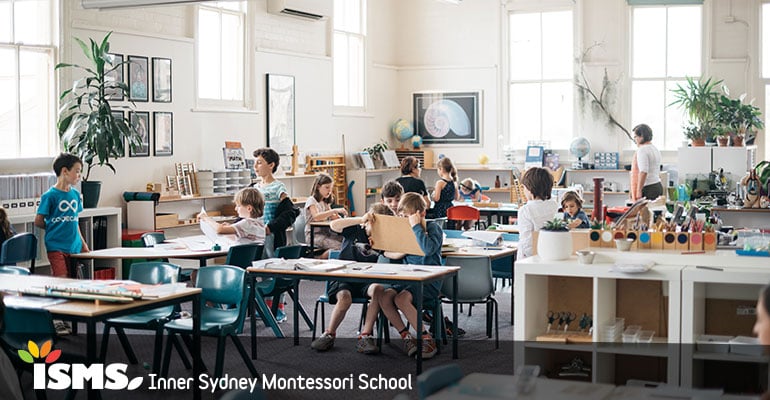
[
  {"x1": 310, "y1": 203, "x2": 393, "y2": 354},
  {"x1": 518, "y1": 167, "x2": 559, "y2": 259},
  {"x1": 377, "y1": 192, "x2": 443, "y2": 360},
  {"x1": 459, "y1": 178, "x2": 483, "y2": 202},
  {"x1": 304, "y1": 173, "x2": 347, "y2": 259},
  {"x1": 198, "y1": 187, "x2": 266, "y2": 244},
  {"x1": 561, "y1": 191, "x2": 590, "y2": 229}
]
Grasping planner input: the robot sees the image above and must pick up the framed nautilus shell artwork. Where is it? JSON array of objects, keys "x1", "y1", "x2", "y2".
[{"x1": 413, "y1": 91, "x2": 480, "y2": 145}]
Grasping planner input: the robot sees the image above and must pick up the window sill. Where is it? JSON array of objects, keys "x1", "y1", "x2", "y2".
[
  {"x1": 332, "y1": 111, "x2": 374, "y2": 118},
  {"x1": 190, "y1": 107, "x2": 258, "y2": 115}
]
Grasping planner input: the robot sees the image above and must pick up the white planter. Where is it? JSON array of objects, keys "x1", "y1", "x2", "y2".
[{"x1": 537, "y1": 230, "x2": 573, "y2": 261}]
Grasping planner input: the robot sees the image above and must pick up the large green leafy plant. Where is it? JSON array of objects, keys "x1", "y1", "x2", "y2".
[
  {"x1": 57, "y1": 32, "x2": 141, "y2": 181},
  {"x1": 669, "y1": 77, "x2": 722, "y2": 143}
]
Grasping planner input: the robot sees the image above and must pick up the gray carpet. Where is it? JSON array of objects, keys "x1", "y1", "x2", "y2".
[{"x1": 16, "y1": 279, "x2": 515, "y2": 400}]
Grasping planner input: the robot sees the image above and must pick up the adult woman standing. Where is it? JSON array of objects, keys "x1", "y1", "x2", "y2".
[
  {"x1": 396, "y1": 156, "x2": 430, "y2": 208},
  {"x1": 630, "y1": 124, "x2": 663, "y2": 201}
]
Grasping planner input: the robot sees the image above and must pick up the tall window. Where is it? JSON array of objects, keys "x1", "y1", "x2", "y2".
[
  {"x1": 762, "y1": 2, "x2": 770, "y2": 157},
  {"x1": 196, "y1": 1, "x2": 245, "y2": 106},
  {"x1": 508, "y1": 9, "x2": 574, "y2": 149},
  {"x1": 630, "y1": 5, "x2": 701, "y2": 150},
  {"x1": 0, "y1": 0, "x2": 57, "y2": 158},
  {"x1": 333, "y1": 0, "x2": 366, "y2": 108}
]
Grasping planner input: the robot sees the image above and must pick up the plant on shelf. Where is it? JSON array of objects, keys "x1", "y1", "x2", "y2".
[
  {"x1": 537, "y1": 218, "x2": 571, "y2": 261},
  {"x1": 669, "y1": 76, "x2": 722, "y2": 146},
  {"x1": 363, "y1": 140, "x2": 389, "y2": 161},
  {"x1": 57, "y1": 32, "x2": 141, "y2": 207},
  {"x1": 755, "y1": 161, "x2": 770, "y2": 197},
  {"x1": 542, "y1": 218, "x2": 569, "y2": 232},
  {"x1": 683, "y1": 123, "x2": 707, "y2": 146},
  {"x1": 715, "y1": 90, "x2": 764, "y2": 147}
]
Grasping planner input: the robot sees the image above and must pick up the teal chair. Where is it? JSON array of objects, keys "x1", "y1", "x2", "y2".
[
  {"x1": 226, "y1": 243, "x2": 263, "y2": 268},
  {"x1": 443, "y1": 229, "x2": 465, "y2": 239},
  {"x1": 417, "y1": 364, "x2": 463, "y2": 399},
  {"x1": 0, "y1": 232, "x2": 37, "y2": 274},
  {"x1": 99, "y1": 262, "x2": 188, "y2": 374},
  {"x1": 311, "y1": 250, "x2": 369, "y2": 340},
  {"x1": 492, "y1": 233, "x2": 517, "y2": 289},
  {"x1": 141, "y1": 232, "x2": 194, "y2": 282},
  {"x1": 442, "y1": 256, "x2": 499, "y2": 348},
  {"x1": 161, "y1": 265, "x2": 257, "y2": 379},
  {"x1": 0, "y1": 265, "x2": 31, "y2": 275},
  {"x1": 255, "y1": 245, "x2": 314, "y2": 331}
]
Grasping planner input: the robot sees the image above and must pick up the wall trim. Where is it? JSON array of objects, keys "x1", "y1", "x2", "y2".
[
  {"x1": 255, "y1": 46, "x2": 331, "y2": 61},
  {"x1": 71, "y1": 20, "x2": 194, "y2": 43},
  {"x1": 394, "y1": 64, "x2": 498, "y2": 71}
]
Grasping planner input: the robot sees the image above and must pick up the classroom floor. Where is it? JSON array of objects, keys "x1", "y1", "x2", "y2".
[{"x1": 17, "y1": 280, "x2": 515, "y2": 400}]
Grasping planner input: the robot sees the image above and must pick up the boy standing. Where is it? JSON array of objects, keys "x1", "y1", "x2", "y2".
[
  {"x1": 35, "y1": 153, "x2": 89, "y2": 335},
  {"x1": 517, "y1": 167, "x2": 559, "y2": 258},
  {"x1": 378, "y1": 193, "x2": 443, "y2": 360}
]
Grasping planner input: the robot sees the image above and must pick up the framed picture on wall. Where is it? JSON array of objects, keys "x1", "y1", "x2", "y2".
[
  {"x1": 152, "y1": 57, "x2": 172, "y2": 103},
  {"x1": 128, "y1": 111, "x2": 150, "y2": 157},
  {"x1": 127, "y1": 55, "x2": 149, "y2": 102},
  {"x1": 153, "y1": 112, "x2": 173, "y2": 156},
  {"x1": 111, "y1": 111, "x2": 126, "y2": 157},
  {"x1": 413, "y1": 91, "x2": 480, "y2": 145},
  {"x1": 105, "y1": 53, "x2": 124, "y2": 101},
  {"x1": 266, "y1": 74, "x2": 295, "y2": 156}
]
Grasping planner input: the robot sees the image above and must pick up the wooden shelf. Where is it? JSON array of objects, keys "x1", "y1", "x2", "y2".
[
  {"x1": 486, "y1": 188, "x2": 511, "y2": 193},
  {"x1": 159, "y1": 194, "x2": 233, "y2": 203},
  {"x1": 567, "y1": 169, "x2": 627, "y2": 173}
]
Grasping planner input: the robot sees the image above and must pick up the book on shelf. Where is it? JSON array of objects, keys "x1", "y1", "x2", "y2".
[{"x1": 357, "y1": 152, "x2": 375, "y2": 169}]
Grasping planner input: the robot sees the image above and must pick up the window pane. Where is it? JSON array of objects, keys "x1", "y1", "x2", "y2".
[
  {"x1": 333, "y1": 33, "x2": 349, "y2": 106},
  {"x1": 632, "y1": 8, "x2": 666, "y2": 78},
  {"x1": 509, "y1": 83, "x2": 540, "y2": 148},
  {"x1": 0, "y1": 1, "x2": 11, "y2": 42},
  {"x1": 631, "y1": 80, "x2": 665, "y2": 148},
  {"x1": 335, "y1": 0, "x2": 361, "y2": 33},
  {"x1": 14, "y1": 0, "x2": 51, "y2": 45},
  {"x1": 0, "y1": 47, "x2": 18, "y2": 158},
  {"x1": 509, "y1": 13, "x2": 541, "y2": 80},
  {"x1": 541, "y1": 11, "x2": 572, "y2": 80},
  {"x1": 763, "y1": 4, "x2": 770, "y2": 77},
  {"x1": 667, "y1": 6, "x2": 700, "y2": 77},
  {"x1": 220, "y1": 12, "x2": 241, "y2": 101},
  {"x1": 19, "y1": 49, "x2": 52, "y2": 157},
  {"x1": 541, "y1": 82, "x2": 572, "y2": 148},
  {"x1": 664, "y1": 80, "x2": 686, "y2": 149},
  {"x1": 198, "y1": 9, "x2": 221, "y2": 99},
  {"x1": 216, "y1": 1, "x2": 243, "y2": 12},
  {"x1": 348, "y1": 35, "x2": 364, "y2": 107}
]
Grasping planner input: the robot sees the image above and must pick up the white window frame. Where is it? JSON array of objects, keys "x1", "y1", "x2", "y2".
[
  {"x1": 333, "y1": 0, "x2": 367, "y2": 111},
  {"x1": 0, "y1": 0, "x2": 58, "y2": 159},
  {"x1": 761, "y1": 1, "x2": 770, "y2": 158},
  {"x1": 194, "y1": 1, "x2": 248, "y2": 111},
  {"x1": 505, "y1": 3, "x2": 576, "y2": 150},
  {"x1": 629, "y1": 3, "x2": 703, "y2": 151}
]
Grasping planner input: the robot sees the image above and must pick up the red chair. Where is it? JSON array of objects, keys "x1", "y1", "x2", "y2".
[{"x1": 447, "y1": 205, "x2": 481, "y2": 230}]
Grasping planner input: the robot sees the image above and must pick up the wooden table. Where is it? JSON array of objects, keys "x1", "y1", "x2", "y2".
[
  {"x1": 246, "y1": 261, "x2": 459, "y2": 375},
  {"x1": 71, "y1": 240, "x2": 229, "y2": 268},
  {"x1": 0, "y1": 275, "x2": 202, "y2": 400}
]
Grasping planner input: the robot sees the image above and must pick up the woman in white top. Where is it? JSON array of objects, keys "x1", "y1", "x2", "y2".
[
  {"x1": 630, "y1": 124, "x2": 663, "y2": 201},
  {"x1": 305, "y1": 173, "x2": 347, "y2": 259}
]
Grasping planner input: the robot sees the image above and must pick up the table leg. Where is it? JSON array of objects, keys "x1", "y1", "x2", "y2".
[
  {"x1": 249, "y1": 276, "x2": 257, "y2": 359},
  {"x1": 416, "y1": 283, "x2": 424, "y2": 375},
  {"x1": 293, "y1": 279, "x2": 300, "y2": 346},
  {"x1": 310, "y1": 227, "x2": 315, "y2": 254},
  {"x1": 86, "y1": 321, "x2": 101, "y2": 400},
  {"x1": 452, "y1": 274, "x2": 458, "y2": 359},
  {"x1": 193, "y1": 293, "x2": 201, "y2": 400}
]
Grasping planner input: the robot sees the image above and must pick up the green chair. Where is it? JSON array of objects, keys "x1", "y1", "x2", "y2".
[
  {"x1": 442, "y1": 256, "x2": 499, "y2": 348},
  {"x1": 0, "y1": 232, "x2": 37, "y2": 274},
  {"x1": 312, "y1": 250, "x2": 369, "y2": 340},
  {"x1": 161, "y1": 265, "x2": 257, "y2": 379},
  {"x1": 226, "y1": 243, "x2": 263, "y2": 268},
  {"x1": 417, "y1": 364, "x2": 463, "y2": 399},
  {"x1": 0, "y1": 265, "x2": 31, "y2": 275},
  {"x1": 142, "y1": 232, "x2": 194, "y2": 282},
  {"x1": 99, "y1": 262, "x2": 189, "y2": 374},
  {"x1": 255, "y1": 245, "x2": 314, "y2": 331}
]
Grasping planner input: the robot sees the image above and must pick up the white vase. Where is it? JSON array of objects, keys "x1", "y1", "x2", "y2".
[{"x1": 537, "y1": 230, "x2": 573, "y2": 261}]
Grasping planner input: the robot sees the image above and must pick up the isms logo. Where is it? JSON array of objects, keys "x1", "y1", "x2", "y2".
[{"x1": 20, "y1": 340, "x2": 143, "y2": 390}]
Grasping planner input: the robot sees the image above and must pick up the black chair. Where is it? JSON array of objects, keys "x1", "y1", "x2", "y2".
[{"x1": 0, "y1": 232, "x2": 37, "y2": 274}]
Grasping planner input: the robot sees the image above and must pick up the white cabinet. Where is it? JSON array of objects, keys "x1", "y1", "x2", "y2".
[
  {"x1": 564, "y1": 169, "x2": 668, "y2": 208},
  {"x1": 347, "y1": 168, "x2": 401, "y2": 213},
  {"x1": 126, "y1": 195, "x2": 235, "y2": 236},
  {"x1": 677, "y1": 146, "x2": 756, "y2": 185},
  {"x1": 9, "y1": 207, "x2": 122, "y2": 277}
]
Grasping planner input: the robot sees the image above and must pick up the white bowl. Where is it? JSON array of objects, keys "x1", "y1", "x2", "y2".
[
  {"x1": 576, "y1": 250, "x2": 595, "y2": 264},
  {"x1": 615, "y1": 238, "x2": 634, "y2": 251}
]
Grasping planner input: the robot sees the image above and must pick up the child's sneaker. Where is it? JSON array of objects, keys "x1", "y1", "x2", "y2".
[
  {"x1": 311, "y1": 332, "x2": 335, "y2": 351},
  {"x1": 402, "y1": 334, "x2": 418, "y2": 357},
  {"x1": 356, "y1": 335, "x2": 379, "y2": 354},
  {"x1": 54, "y1": 320, "x2": 71, "y2": 336},
  {"x1": 275, "y1": 309, "x2": 287, "y2": 323},
  {"x1": 420, "y1": 336, "x2": 438, "y2": 359},
  {"x1": 444, "y1": 317, "x2": 466, "y2": 337}
]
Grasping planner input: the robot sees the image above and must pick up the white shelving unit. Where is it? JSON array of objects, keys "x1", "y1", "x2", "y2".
[
  {"x1": 9, "y1": 207, "x2": 122, "y2": 277},
  {"x1": 563, "y1": 169, "x2": 668, "y2": 208}
]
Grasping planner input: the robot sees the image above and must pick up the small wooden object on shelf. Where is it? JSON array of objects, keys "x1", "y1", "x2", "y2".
[{"x1": 286, "y1": 144, "x2": 299, "y2": 176}]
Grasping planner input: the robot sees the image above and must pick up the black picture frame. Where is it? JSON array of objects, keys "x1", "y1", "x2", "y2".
[
  {"x1": 127, "y1": 55, "x2": 149, "y2": 102},
  {"x1": 105, "y1": 53, "x2": 124, "y2": 101},
  {"x1": 153, "y1": 112, "x2": 173, "y2": 156},
  {"x1": 152, "y1": 57, "x2": 172, "y2": 103},
  {"x1": 266, "y1": 74, "x2": 295, "y2": 156},
  {"x1": 128, "y1": 111, "x2": 150, "y2": 157},
  {"x1": 413, "y1": 91, "x2": 480, "y2": 145},
  {"x1": 111, "y1": 111, "x2": 126, "y2": 157}
]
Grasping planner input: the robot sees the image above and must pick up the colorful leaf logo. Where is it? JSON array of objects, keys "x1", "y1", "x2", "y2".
[{"x1": 18, "y1": 340, "x2": 60, "y2": 364}]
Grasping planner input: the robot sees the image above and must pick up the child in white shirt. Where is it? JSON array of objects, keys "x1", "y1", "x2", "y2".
[
  {"x1": 518, "y1": 167, "x2": 559, "y2": 258},
  {"x1": 199, "y1": 187, "x2": 266, "y2": 245}
]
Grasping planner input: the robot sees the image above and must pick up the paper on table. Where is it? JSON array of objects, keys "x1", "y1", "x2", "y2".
[{"x1": 462, "y1": 230, "x2": 503, "y2": 246}]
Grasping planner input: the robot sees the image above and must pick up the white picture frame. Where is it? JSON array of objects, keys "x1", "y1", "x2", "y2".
[
  {"x1": 382, "y1": 150, "x2": 400, "y2": 168},
  {"x1": 358, "y1": 152, "x2": 375, "y2": 169}
]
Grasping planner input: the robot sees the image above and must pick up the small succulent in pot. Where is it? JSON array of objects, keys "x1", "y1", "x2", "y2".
[{"x1": 542, "y1": 218, "x2": 569, "y2": 232}]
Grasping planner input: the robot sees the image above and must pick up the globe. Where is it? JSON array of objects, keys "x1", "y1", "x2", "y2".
[
  {"x1": 478, "y1": 153, "x2": 489, "y2": 165},
  {"x1": 391, "y1": 119, "x2": 414, "y2": 145},
  {"x1": 570, "y1": 137, "x2": 591, "y2": 160},
  {"x1": 410, "y1": 135, "x2": 423, "y2": 149}
]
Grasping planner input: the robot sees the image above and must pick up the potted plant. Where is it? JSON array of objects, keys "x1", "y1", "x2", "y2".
[
  {"x1": 729, "y1": 96, "x2": 763, "y2": 147},
  {"x1": 536, "y1": 218, "x2": 572, "y2": 261},
  {"x1": 363, "y1": 140, "x2": 389, "y2": 169},
  {"x1": 57, "y1": 32, "x2": 141, "y2": 208},
  {"x1": 683, "y1": 123, "x2": 707, "y2": 147},
  {"x1": 669, "y1": 77, "x2": 722, "y2": 146}
]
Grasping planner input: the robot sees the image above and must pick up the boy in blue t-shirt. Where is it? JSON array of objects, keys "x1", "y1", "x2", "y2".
[
  {"x1": 378, "y1": 192, "x2": 443, "y2": 360},
  {"x1": 35, "y1": 153, "x2": 89, "y2": 278}
]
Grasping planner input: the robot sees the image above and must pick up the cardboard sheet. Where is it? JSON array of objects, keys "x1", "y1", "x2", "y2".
[{"x1": 369, "y1": 214, "x2": 425, "y2": 256}]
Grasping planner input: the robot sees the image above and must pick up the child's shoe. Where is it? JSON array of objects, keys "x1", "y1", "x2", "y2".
[
  {"x1": 311, "y1": 332, "x2": 335, "y2": 351},
  {"x1": 54, "y1": 320, "x2": 71, "y2": 336},
  {"x1": 356, "y1": 335, "x2": 379, "y2": 354},
  {"x1": 402, "y1": 334, "x2": 418, "y2": 357},
  {"x1": 275, "y1": 309, "x2": 287, "y2": 323},
  {"x1": 420, "y1": 336, "x2": 438, "y2": 359}
]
